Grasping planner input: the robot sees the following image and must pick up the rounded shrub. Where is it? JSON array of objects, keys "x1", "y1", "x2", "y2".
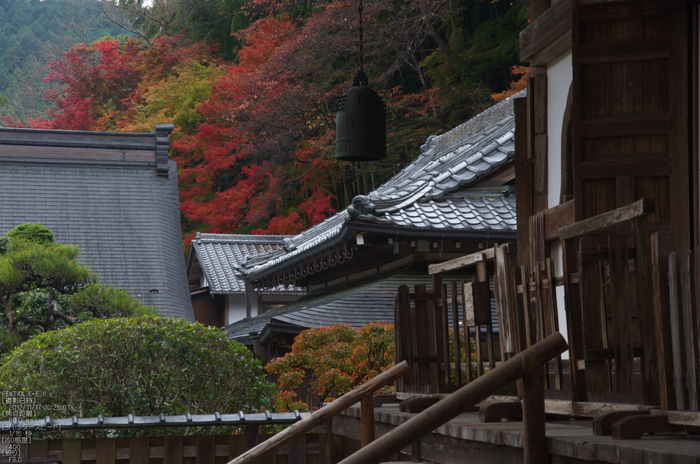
[
  {"x1": 0, "y1": 316, "x2": 276, "y2": 419},
  {"x1": 6, "y1": 223, "x2": 54, "y2": 244}
]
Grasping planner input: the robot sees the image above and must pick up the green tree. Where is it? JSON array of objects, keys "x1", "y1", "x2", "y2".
[
  {"x1": 0, "y1": 224, "x2": 155, "y2": 354},
  {"x1": 0, "y1": 316, "x2": 277, "y2": 426}
]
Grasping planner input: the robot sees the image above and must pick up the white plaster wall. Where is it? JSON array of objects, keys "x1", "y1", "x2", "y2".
[
  {"x1": 547, "y1": 51, "x2": 573, "y2": 345},
  {"x1": 227, "y1": 293, "x2": 248, "y2": 325}
]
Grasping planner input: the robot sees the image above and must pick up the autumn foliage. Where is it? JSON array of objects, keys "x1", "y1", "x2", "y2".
[
  {"x1": 3, "y1": 0, "x2": 529, "y2": 241},
  {"x1": 266, "y1": 322, "x2": 394, "y2": 411}
]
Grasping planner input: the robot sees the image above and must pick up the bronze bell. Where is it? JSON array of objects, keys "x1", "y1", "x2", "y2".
[{"x1": 335, "y1": 70, "x2": 386, "y2": 162}]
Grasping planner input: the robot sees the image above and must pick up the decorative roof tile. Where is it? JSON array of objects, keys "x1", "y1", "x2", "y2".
[{"x1": 191, "y1": 234, "x2": 304, "y2": 294}]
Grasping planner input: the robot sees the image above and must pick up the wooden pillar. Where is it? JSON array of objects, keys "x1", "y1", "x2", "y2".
[
  {"x1": 361, "y1": 394, "x2": 375, "y2": 446},
  {"x1": 522, "y1": 364, "x2": 547, "y2": 464}
]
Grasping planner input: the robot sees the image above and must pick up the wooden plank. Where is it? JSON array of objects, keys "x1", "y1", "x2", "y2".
[
  {"x1": 519, "y1": 266, "x2": 533, "y2": 348},
  {"x1": 96, "y1": 438, "x2": 116, "y2": 464},
  {"x1": 533, "y1": 262, "x2": 549, "y2": 390},
  {"x1": 462, "y1": 279, "x2": 473, "y2": 384},
  {"x1": 633, "y1": 217, "x2": 661, "y2": 405},
  {"x1": 414, "y1": 285, "x2": 432, "y2": 391},
  {"x1": 427, "y1": 248, "x2": 494, "y2": 275},
  {"x1": 395, "y1": 285, "x2": 413, "y2": 388},
  {"x1": 681, "y1": 250, "x2": 699, "y2": 410},
  {"x1": 164, "y1": 436, "x2": 184, "y2": 464},
  {"x1": 229, "y1": 435, "x2": 247, "y2": 461},
  {"x1": 463, "y1": 281, "x2": 490, "y2": 326},
  {"x1": 562, "y1": 238, "x2": 588, "y2": 401},
  {"x1": 494, "y1": 245, "x2": 513, "y2": 356},
  {"x1": 668, "y1": 251, "x2": 688, "y2": 410},
  {"x1": 435, "y1": 277, "x2": 449, "y2": 391},
  {"x1": 611, "y1": 415, "x2": 670, "y2": 440},
  {"x1": 651, "y1": 231, "x2": 677, "y2": 410},
  {"x1": 514, "y1": 96, "x2": 532, "y2": 268},
  {"x1": 579, "y1": 237, "x2": 610, "y2": 395},
  {"x1": 62, "y1": 440, "x2": 82, "y2": 464},
  {"x1": 196, "y1": 435, "x2": 216, "y2": 464},
  {"x1": 578, "y1": 158, "x2": 672, "y2": 179},
  {"x1": 608, "y1": 234, "x2": 634, "y2": 394},
  {"x1": 545, "y1": 259, "x2": 563, "y2": 390},
  {"x1": 129, "y1": 437, "x2": 150, "y2": 464},
  {"x1": 451, "y1": 280, "x2": 462, "y2": 387},
  {"x1": 577, "y1": 40, "x2": 670, "y2": 64},
  {"x1": 288, "y1": 435, "x2": 307, "y2": 464},
  {"x1": 520, "y1": 0, "x2": 572, "y2": 62},
  {"x1": 28, "y1": 440, "x2": 49, "y2": 458},
  {"x1": 533, "y1": 133, "x2": 548, "y2": 214},
  {"x1": 543, "y1": 200, "x2": 575, "y2": 241},
  {"x1": 559, "y1": 198, "x2": 655, "y2": 240},
  {"x1": 361, "y1": 394, "x2": 375, "y2": 446},
  {"x1": 531, "y1": 28, "x2": 572, "y2": 67}
]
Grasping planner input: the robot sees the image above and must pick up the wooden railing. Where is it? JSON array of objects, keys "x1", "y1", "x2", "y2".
[
  {"x1": 339, "y1": 333, "x2": 568, "y2": 464},
  {"x1": 228, "y1": 361, "x2": 409, "y2": 464}
]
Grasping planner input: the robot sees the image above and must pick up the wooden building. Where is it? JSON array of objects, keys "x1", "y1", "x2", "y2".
[
  {"x1": 226, "y1": 94, "x2": 521, "y2": 360},
  {"x1": 187, "y1": 233, "x2": 304, "y2": 327}
]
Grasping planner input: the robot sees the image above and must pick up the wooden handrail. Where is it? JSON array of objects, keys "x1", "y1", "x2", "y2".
[
  {"x1": 559, "y1": 197, "x2": 654, "y2": 240},
  {"x1": 226, "y1": 361, "x2": 410, "y2": 464},
  {"x1": 338, "y1": 333, "x2": 568, "y2": 464}
]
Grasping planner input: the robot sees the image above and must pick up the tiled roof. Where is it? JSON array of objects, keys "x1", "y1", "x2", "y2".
[
  {"x1": 225, "y1": 269, "x2": 499, "y2": 341},
  {"x1": 243, "y1": 91, "x2": 523, "y2": 279},
  {"x1": 191, "y1": 233, "x2": 304, "y2": 293},
  {"x1": 0, "y1": 125, "x2": 194, "y2": 320}
]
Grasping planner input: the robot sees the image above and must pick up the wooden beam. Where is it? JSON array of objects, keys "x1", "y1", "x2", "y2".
[
  {"x1": 520, "y1": 0, "x2": 572, "y2": 62},
  {"x1": 543, "y1": 200, "x2": 575, "y2": 241},
  {"x1": 337, "y1": 333, "x2": 568, "y2": 464},
  {"x1": 228, "y1": 361, "x2": 410, "y2": 464},
  {"x1": 427, "y1": 248, "x2": 495, "y2": 275},
  {"x1": 651, "y1": 231, "x2": 676, "y2": 410},
  {"x1": 559, "y1": 198, "x2": 655, "y2": 240},
  {"x1": 531, "y1": 28, "x2": 572, "y2": 67}
]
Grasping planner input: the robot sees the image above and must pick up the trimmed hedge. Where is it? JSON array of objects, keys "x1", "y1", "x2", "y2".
[{"x1": 0, "y1": 316, "x2": 276, "y2": 419}]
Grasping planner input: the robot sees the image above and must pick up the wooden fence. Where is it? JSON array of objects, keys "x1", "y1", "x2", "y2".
[
  {"x1": 1, "y1": 432, "x2": 326, "y2": 464},
  {"x1": 393, "y1": 249, "x2": 501, "y2": 395}
]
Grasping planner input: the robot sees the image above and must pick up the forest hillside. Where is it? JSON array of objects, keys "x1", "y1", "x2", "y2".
[{"x1": 1, "y1": 0, "x2": 529, "y2": 246}]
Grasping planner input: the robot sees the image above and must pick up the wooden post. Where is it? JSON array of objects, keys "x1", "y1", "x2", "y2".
[
  {"x1": 522, "y1": 364, "x2": 546, "y2": 464},
  {"x1": 96, "y1": 439, "x2": 116, "y2": 464},
  {"x1": 228, "y1": 361, "x2": 410, "y2": 464},
  {"x1": 668, "y1": 251, "x2": 688, "y2": 409},
  {"x1": 289, "y1": 435, "x2": 307, "y2": 464},
  {"x1": 164, "y1": 436, "x2": 183, "y2": 464},
  {"x1": 651, "y1": 231, "x2": 677, "y2": 410},
  {"x1": 337, "y1": 333, "x2": 568, "y2": 464},
  {"x1": 361, "y1": 394, "x2": 375, "y2": 446},
  {"x1": 562, "y1": 238, "x2": 587, "y2": 402},
  {"x1": 130, "y1": 437, "x2": 150, "y2": 464}
]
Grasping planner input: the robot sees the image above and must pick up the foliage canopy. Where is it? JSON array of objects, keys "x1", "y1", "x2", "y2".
[
  {"x1": 0, "y1": 316, "x2": 277, "y2": 420},
  {"x1": 266, "y1": 322, "x2": 394, "y2": 410}
]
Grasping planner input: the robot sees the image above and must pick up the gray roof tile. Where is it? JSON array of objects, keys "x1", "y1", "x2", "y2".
[
  {"x1": 243, "y1": 91, "x2": 524, "y2": 279},
  {"x1": 0, "y1": 127, "x2": 193, "y2": 320}
]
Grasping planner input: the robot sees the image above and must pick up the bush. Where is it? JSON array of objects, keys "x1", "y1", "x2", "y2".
[
  {"x1": 266, "y1": 322, "x2": 394, "y2": 410},
  {"x1": 5, "y1": 223, "x2": 54, "y2": 244},
  {"x1": 0, "y1": 316, "x2": 277, "y2": 421}
]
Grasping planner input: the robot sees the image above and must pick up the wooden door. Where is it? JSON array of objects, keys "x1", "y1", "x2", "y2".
[{"x1": 572, "y1": 0, "x2": 691, "y2": 252}]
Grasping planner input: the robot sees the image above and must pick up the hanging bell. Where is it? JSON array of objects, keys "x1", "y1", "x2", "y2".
[{"x1": 335, "y1": 70, "x2": 386, "y2": 162}]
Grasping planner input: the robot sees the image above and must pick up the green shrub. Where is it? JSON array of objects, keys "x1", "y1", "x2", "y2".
[
  {"x1": 5, "y1": 223, "x2": 54, "y2": 244},
  {"x1": 0, "y1": 316, "x2": 276, "y2": 422}
]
